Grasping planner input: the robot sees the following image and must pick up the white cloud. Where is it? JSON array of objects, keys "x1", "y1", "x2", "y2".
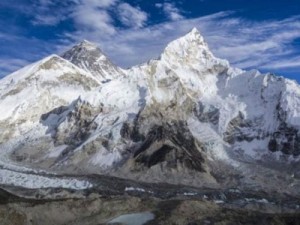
[
  {"x1": 72, "y1": 7, "x2": 116, "y2": 35},
  {"x1": 87, "y1": 12, "x2": 300, "y2": 73},
  {"x1": 117, "y1": 3, "x2": 148, "y2": 28},
  {"x1": 31, "y1": 0, "x2": 72, "y2": 26},
  {"x1": 79, "y1": 0, "x2": 118, "y2": 8},
  {"x1": 156, "y1": 2, "x2": 184, "y2": 21},
  {"x1": 2, "y1": 4, "x2": 300, "y2": 78},
  {"x1": 32, "y1": 14, "x2": 66, "y2": 26},
  {"x1": 204, "y1": 15, "x2": 300, "y2": 70},
  {"x1": 262, "y1": 56, "x2": 300, "y2": 70},
  {"x1": 72, "y1": 0, "x2": 119, "y2": 35},
  {"x1": 31, "y1": 0, "x2": 118, "y2": 33}
]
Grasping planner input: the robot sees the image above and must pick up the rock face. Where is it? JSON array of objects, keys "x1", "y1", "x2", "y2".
[
  {"x1": 0, "y1": 28, "x2": 300, "y2": 188},
  {"x1": 61, "y1": 40, "x2": 124, "y2": 82}
]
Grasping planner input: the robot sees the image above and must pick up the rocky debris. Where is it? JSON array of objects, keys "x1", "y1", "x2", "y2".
[{"x1": 0, "y1": 183, "x2": 300, "y2": 225}]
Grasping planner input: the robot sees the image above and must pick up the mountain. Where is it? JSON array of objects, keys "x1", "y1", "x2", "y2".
[
  {"x1": 0, "y1": 28, "x2": 300, "y2": 192},
  {"x1": 61, "y1": 40, "x2": 125, "y2": 82}
]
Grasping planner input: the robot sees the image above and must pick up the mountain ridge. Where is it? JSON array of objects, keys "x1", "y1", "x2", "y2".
[{"x1": 0, "y1": 28, "x2": 300, "y2": 193}]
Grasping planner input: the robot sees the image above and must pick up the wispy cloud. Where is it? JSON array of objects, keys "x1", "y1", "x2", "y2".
[
  {"x1": 262, "y1": 56, "x2": 300, "y2": 70},
  {"x1": 155, "y1": 2, "x2": 184, "y2": 21},
  {"x1": 1, "y1": 1, "x2": 300, "y2": 79},
  {"x1": 71, "y1": 0, "x2": 119, "y2": 35},
  {"x1": 30, "y1": 0, "x2": 119, "y2": 31},
  {"x1": 117, "y1": 3, "x2": 148, "y2": 28},
  {"x1": 32, "y1": 14, "x2": 66, "y2": 26},
  {"x1": 31, "y1": 0, "x2": 73, "y2": 26},
  {"x1": 79, "y1": 0, "x2": 118, "y2": 8},
  {"x1": 204, "y1": 15, "x2": 300, "y2": 70}
]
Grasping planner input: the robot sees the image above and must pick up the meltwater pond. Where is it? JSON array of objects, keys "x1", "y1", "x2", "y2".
[{"x1": 108, "y1": 212, "x2": 155, "y2": 225}]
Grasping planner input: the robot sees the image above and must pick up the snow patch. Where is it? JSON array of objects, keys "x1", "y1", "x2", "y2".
[
  {"x1": 89, "y1": 149, "x2": 122, "y2": 168},
  {"x1": 48, "y1": 145, "x2": 68, "y2": 158},
  {"x1": 0, "y1": 169, "x2": 92, "y2": 190},
  {"x1": 125, "y1": 187, "x2": 154, "y2": 194}
]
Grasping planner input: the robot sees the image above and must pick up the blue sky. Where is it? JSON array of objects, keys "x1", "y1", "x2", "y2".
[{"x1": 0, "y1": 0, "x2": 300, "y2": 82}]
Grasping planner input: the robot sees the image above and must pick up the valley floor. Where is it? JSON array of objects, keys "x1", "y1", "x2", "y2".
[
  {"x1": 0, "y1": 170, "x2": 300, "y2": 225},
  {"x1": 1, "y1": 191, "x2": 300, "y2": 225}
]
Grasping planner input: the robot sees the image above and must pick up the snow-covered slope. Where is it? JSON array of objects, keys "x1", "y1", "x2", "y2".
[
  {"x1": 0, "y1": 28, "x2": 300, "y2": 190},
  {"x1": 0, "y1": 54, "x2": 99, "y2": 129},
  {"x1": 0, "y1": 54, "x2": 102, "y2": 173}
]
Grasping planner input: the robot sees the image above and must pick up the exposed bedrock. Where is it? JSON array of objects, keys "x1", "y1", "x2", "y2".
[{"x1": 120, "y1": 119, "x2": 206, "y2": 173}]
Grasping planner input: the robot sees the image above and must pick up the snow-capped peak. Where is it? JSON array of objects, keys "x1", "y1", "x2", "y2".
[
  {"x1": 160, "y1": 27, "x2": 230, "y2": 74},
  {"x1": 80, "y1": 40, "x2": 98, "y2": 49},
  {"x1": 162, "y1": 27, "x2": 209, "y2": 56},
  {"x1": 184, "y1": 27, "x2": 205, "y2": 43},
  {"x1": 61, "y1": 40, "x2": 124, "y2": 81},
  {"x1": 190, "y1": 27, "x2": 200, "y2": 34},
  {"x1": 61, "y1": 40, "x2": 105, "y2": 64}
]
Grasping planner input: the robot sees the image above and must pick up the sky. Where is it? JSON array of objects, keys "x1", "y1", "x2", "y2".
[{"x1": 0, "y1": 0, "x2": 300, "y2": 82}]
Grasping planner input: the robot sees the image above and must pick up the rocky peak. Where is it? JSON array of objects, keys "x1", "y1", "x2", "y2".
[
  {"x1": 160, "y1": 28, "x2": 229, "y2": 71},
  {"x1": 61, "y1": 40, "x2": 124, "y2": 81},
  {"x1": 182, "y1": 27, "x2": 206, "y2": 44},
  {"x1": 78, "y1": 40, "x2": 98, "y2": 49},
  {"x1": 62, "y1": 40, "x2": 101, "y2": 59},
  {"x1": 162, "y1": 28, "x2": 210, "y2": 58}
]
